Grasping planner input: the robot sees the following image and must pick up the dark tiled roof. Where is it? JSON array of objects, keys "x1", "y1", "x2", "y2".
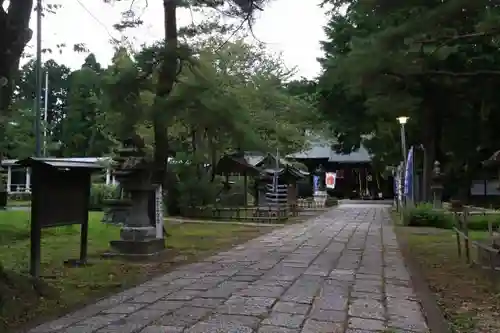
[
  {"x1": 215, "y1": 153, "x2": 261, "y2": 175},
  {"x1": 287, "y1": 138, "x2": 371, "y2": 163}
]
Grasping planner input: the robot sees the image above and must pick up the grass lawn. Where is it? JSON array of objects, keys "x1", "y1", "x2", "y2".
[
  {"x1": 395, "y1": 223, "x2": 500, "y2": 333},
  {"x1": 0, "y1": 210, "x2": 276, "y2": 332}
]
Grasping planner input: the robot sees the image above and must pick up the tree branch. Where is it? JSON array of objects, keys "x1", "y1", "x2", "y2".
[
  {"x1": 423, "y1": 70, "x2": 500, "y2": 77},
  {"x1": 384, "y1": 69, "x2": 500, "y2": 78},
  {"x1": 416, "y1": 30, "x2": 499, "y2": 44}
]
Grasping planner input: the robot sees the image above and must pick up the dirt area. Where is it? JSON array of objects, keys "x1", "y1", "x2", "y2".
[{"x1": 396, "y1": 226, "x2": 500, "y2": 333}]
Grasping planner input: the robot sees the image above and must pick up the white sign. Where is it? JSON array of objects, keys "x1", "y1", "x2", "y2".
[
  {"x1": 155, "y1": 185, "x2": 164, "y2": 239},
  {"x1": 325, "y1": 172, "x2": 336, "y2": 189}
]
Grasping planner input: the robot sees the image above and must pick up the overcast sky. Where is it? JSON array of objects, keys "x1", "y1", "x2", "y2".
[{"x1": 24, "y1": 0, "x2": 329, "y2": 79}]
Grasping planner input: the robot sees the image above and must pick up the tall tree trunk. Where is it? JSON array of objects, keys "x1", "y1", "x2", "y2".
[
  {"x1": 421, "y1": 80, "x2": 443, "y2": 202},
  {"x1": 209, "y1": 132, "x2": 218, "y2": 182},
  {"x1": 0, "y1": 1, "x2": 34, "y2": 189},
  {"x1": 0, "y1": 1, "x2": 33, "y2": 112},
  {"x1": 190, "y1": 128, "x2": 203, "y2": 180},
  {"x1": 422, "y1": 107, "x2": 435, "y2": 203},
  {"x1": 152, "y1": 0, "x2": 178, "y2": 186}
]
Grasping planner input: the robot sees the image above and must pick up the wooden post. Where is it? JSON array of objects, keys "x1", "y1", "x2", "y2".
[
  {"x1": 455, "y1": 231, "x2": 462, "y2": 258},
  {"x1": 455, "y1": 214, "x2": 462, "y2": 258},
  {"x1": 243, "y1": 173, "x2": 248, "y2": 207},
  {"x1": 463, "y1": 210, "x2": 470, "y2": 264},
  {"x1": 488, "y1": 251, "x2": 497, "y2": 290},
  {"x1": 78, "y1": 173, "x2": 91, "y2": 265}
]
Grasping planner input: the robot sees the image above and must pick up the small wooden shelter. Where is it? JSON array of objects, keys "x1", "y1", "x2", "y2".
[{"x1": 215, "y1": 151, "x2": 261, "y2": 206}]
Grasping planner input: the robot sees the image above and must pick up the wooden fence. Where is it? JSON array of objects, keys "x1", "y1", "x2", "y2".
[
  {"x1": 451, "y1": 209, "x2": 500, "y2": 288},
  {"x1": 181, "y1": 196, "x2": 332, "y2": 223},
  {"x1": 182, "y1": 205, "x2": 290, "y2": 223},
  {"x1": 296, "y1": 198, "x2": 328, "y2": 210}
]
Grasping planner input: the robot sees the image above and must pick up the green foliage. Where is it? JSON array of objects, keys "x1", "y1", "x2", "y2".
[
  {"x1": 89, "y1": 184, "x2": 119, "y2": 211},
  {"x1": 403, "y1": 203, "x2": 500, "y2": 231},
  {"x1": 60, "y1": 54, "x2": 114, "y2": 157},
  {"x1": 466, "y1": 215, "x2": 500, "y2": 231},
  {"x1": 158, "y1": 39, "x2": 314, "y2": 155},
  {"x1": 4, "y1": 3, "x2": 319, "y2": 221},
  {"x1": 218, "y1": 179, "x2": 253, "y2": 207},
  {"x1": 174, "y1": 162, "x2": 254, "y2": 211},
  {"x1": 6, "y1": 59, "x2": 71, "y2": 158},
  {"x1": 402, "y1": 204, "x2": 453, "y2": 229},
  {"x1": 6, "y1": 37, "x2": 315, "y2": 161},
  {"x1": 176, "y1": 167, "x2": 219, "y2": 210},
  {"x1": 318, "y1": 0, "x2": 500, "y2": 198}
]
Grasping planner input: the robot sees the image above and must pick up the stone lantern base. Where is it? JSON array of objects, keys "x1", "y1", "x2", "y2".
[
  {"x1": 104, "y1": 226, "x2": 165, "y2": 259},
  {"x1": 102, "y1": 197, "x2": 166, "y2": 260},
  {"x1": 107, "y1": 239, "x2": 165, "y2": 259}
]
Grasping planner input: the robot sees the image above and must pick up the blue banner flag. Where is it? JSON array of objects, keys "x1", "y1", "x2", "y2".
[
  {"x1": 313, "y1": 175, "x2": 319, "y2": 192},
  {"x1": 404, "y1": 146, "x2": 414, "y2": 200}
]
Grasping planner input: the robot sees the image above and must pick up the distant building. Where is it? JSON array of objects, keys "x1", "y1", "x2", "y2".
[
  {"x1": 1, "y1": 157, "x2": 115, "y2": 194},
  {"x1": 286, "y1": 137, "x2": 393, "y2": 199}
]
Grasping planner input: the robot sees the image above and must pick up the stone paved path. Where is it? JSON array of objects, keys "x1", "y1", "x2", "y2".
[{"x1": 28, "y1": 204, "x2": 428, "y2": 333}]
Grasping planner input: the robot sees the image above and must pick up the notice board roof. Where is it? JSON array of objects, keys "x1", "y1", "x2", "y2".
[{"x1": 17, "y1": 157, "x2": 104, "y2": 170}]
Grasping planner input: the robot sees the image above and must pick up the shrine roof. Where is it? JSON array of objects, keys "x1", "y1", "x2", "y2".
[{"x1": 287, "y1": 138, "x2": 371, "y2": 163}]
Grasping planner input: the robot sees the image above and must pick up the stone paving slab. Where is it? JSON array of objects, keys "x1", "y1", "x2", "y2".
[{"x1": 27, "y1": 204, "x2": 428, "y2": 333}]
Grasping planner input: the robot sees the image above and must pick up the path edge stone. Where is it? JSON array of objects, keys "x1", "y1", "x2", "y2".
[{"x1": 392, "y1": 219, "x2": 452, "y2": 333}]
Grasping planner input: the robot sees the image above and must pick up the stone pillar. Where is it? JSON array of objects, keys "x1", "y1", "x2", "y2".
[
  {"x1": 105, "y1": 167, "x2": 111, "y2": 185},
  {"x1": 155, "y1": 185, "x2": 164, "y2": 239},
  {"x1": 6, "y1": 166, "x2": 11, "y2": 193},
  {"x1": 25, "y1": 168, "x2": 31, "y2": 192}
]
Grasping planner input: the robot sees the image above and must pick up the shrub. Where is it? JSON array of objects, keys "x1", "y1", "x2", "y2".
[
  {"x1": 89, "y1": 184, "x2": 119, "y2": 211},
  {"x1": 403, "y1": 203, "x2": 453, "y2": 229},
  {"x1": 177, "y1": 173, "x2": 219, "y2": 210},
  {"x1": 466, "y1": 215, "x2": 500, "y2": 231}
]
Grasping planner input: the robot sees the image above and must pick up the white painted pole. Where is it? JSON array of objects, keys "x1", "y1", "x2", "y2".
[
  {"x1": 275, "y1": 148, "x2": 280, "y2": 208},
  {"x1": 43, "y1": 70, "x2": 49, "y2": 156}
]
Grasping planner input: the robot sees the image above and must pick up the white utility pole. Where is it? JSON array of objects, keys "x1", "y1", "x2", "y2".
[{"x1": 43, "y1": 70, "x2": 49, "y2": 156}]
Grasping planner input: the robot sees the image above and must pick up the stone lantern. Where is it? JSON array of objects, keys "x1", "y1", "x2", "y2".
[
  {"x1": 431, "y1": 161, "x2": 444, "y2": 209},
  {"x1": 103, "y1": 140, "x2": 165, "y2": 258}
]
